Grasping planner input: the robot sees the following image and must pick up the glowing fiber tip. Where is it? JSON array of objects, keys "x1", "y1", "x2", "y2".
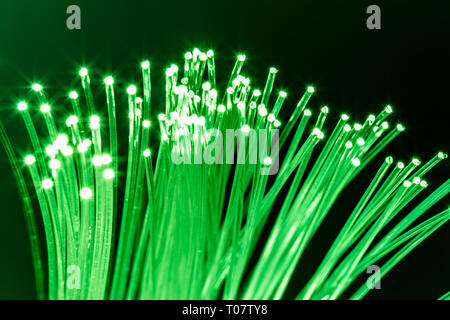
[
  {"x1": 438, "y1": 152, "x2": 448, "y2": 159},
  {"x1": 49, "y1": 159, "x2": 61, "y2": 170},
  {"x1": 61, "y1": 146, "x2": 73, "y2": 156},
  {"x1": 104, "y1": 76, "x2": 114, "y2": 86},
  {"x1": 80, "y1": 187, "x2": 93, "y2": 199},
  {"x1": 66, "y1": 115, "x2": 79, "y2": 127},
  {"x1": 17, "y1": 101, "x2": 28, "y2": 111},
  {"x1": 24, "y1": 155, "x2": 36, "y2": 165},
  {"x1": 32, "y1": 83, "x2": 43, "y2": 92},
  {"x1": 263, "y1": 157, "x2": 272, "y2": 166},
  {"x1": 40, "y1": 104, "x2": 51, "y2": 113},
  {"x1": 237, "y1": 54, "x2": 246, "y2": 62},
  {"x1": 352, "y1": 158, "x2": 361, "y2": 167},
  {"x1": 42, "y1": 179, "x2": 54, "y2": 189},
  {"x1": 103, "y1": 169, "x2": 115, "y2": 180},
  {"x1": 143, "y1": 149, "x2": 151, "y2": 157},
  {"x1": 141, "y1": 61, "x2": 150, "y2": 69},
  {"x1": 69, "y1": 91, "x2": 78, "y2": 99},
  {"x1": 79, "y1": 67, "x2": 88, "y2": 77},
  {"x1": 241, "y1": 125, "x2": 251, "y2": 133},
  {"x1": 127, "y1": 85, "x2": 137, "y2": 95},
  {"x1": 90, "y1": 115, "x2": 100, "y2": 130}
]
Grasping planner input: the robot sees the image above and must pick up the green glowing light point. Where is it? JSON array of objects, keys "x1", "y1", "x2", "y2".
[
  {"x1": 104, "y1": 76, "x2": 114, "y2": 85},
  {"x1": 79, "y1": 67, "x2": 88, "y2": 77},
  {"x1": 69, "y1": 91, "x2": 78, "y2": 99},
  {"x1": 17, "y1": 101, "x2": 28, "y2": 111},
  {"x1": 40, "y1": 104, "x2": 50, "y2": 113},
  {"x1": 32, "y1": 83, "x2": 43, "y2": 91},
  {"x1": 127, "y1": 85, "x2": 137, "y2": 95}
]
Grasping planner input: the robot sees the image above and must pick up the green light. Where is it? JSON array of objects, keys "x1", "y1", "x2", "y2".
[
  {"x1": 40, "y1": 104, "x2": 50, "y2": 113},
  {"x1": 32, "y1": 83, "x2": 43, "y2": 91},
  {"x1": 143, "y1": 149, "x2": 151, "y2": 157},
  {"x1": 307, "y1": 86, "x2": 315, "y2": 93},
  {"x1": 352, "y1": 158, "x2": 361, "y2": 167},
  {"x1": 42, "y1": 178, "x2": 54, "y2": 189},
  {"x1": 24, "y1": 155, "x2": 36, "y2": 165},
  {"x1": 438, "y1": 152, "x2": 448, "y2": 159},
  {"x1": 69, "y1": 91, "x2": 78, "y2": 99},
  {"x1": 66, "y1": 116, "x2": 78, "y2": 127},
  {"x1": 79, "y1": 67, "x2": 88, "y2": 77},
  {"x1": 184, "y1": 52, "x2": 192, "y2": 60},
  {"x1": 80, "y1": 187, "x2": 93, "y2": 199},
  {"x1": 89, "y1": 115, "x2": 100, "y2": 130},
  {"x1": 49, "y1": 159, "x2": 61, "y2": 170},
  {"x1": 142, "y1": 120, "x2": 151, "y2": 128},
  {"x1": 127, "y1": 85, "x2": 137, "y2": 95},
  {"x1": 17, "y1": 101, "x2": 28, "y2": 111},
  {"x1": 104, "y1": 76, "x2": 114, "y2": 85},
  {"x1": 103, "y1": 169, "x2": 115, "y2": 180}
]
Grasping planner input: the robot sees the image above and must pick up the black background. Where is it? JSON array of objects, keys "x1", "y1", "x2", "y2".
[{"x1": 0, "y1": 0, "x2": 449, "y2": 299}]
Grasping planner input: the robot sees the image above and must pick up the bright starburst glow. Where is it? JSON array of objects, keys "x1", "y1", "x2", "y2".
[
  {"x1": 79, "y1": 67, "x2": 88, "y2": 77},
  {"x1": 24, "y1": 155, "x2": 36, "y2": 165},
  {"x1": 0, "y1": 48, "x2": 449, "y2": 303},
  {"x1": 17, "y1": 101, "x2": 28, "y2": 111},
  {"x1": 32, "y1": 83, "x2": 43, "y2": 92},
  {"x1": 40, "y1": 104, "x2": 50, "y2": 113},
  {"x1": 104, "y1": 76, "x2": 114, "y2": 86},
  {"x1": 69, "y1": 91, "x2": 78, "y2": 99}
]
